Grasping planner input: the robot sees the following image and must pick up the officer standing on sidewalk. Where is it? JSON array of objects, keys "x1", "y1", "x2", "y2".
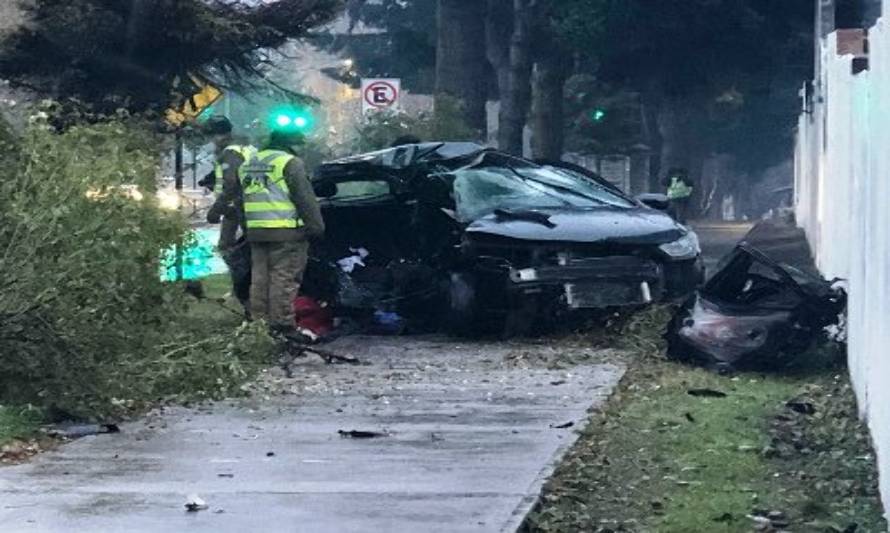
[
  {"x1": 231, "y1": 127, "x2": 325, "y2": 335},
  {"x1": 204, "y1": 117, "x2": 256, "y2": 249},
  {"x1": 205, "y1": 117, "x2": 256, "y2": 314}
]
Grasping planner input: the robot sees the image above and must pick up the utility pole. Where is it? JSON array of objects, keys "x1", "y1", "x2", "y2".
[
  {"x1": 174, "y1": 132, "x2": 184, "y2": 190},
  {"x1": 191, "y1": 146, "x2": 198, "y2": 189}
]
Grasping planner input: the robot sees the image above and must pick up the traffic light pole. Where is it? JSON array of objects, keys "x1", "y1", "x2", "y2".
[
  {"x1": 174, "y1": 131, "x2": 184, "y2": 281},
  {"x1": 174, "y1": 131, "x2": 184, "y2": 190}
]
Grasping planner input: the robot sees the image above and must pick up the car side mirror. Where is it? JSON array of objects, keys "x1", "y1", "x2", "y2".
[
  {"x1": 636, "y1": 193, "x2": 670, "y2": 211},
  {"x1": 314, "y1": 181, "x2": 338, "y2": 199}
]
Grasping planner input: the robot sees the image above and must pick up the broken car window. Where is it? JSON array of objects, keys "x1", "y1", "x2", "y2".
[
  {"x1": 454, "y1": 167, "x2": 593, "y2": 222},
  {"x1": 325, "y1": 180, "x2": 393, "y2": 203},
  {"x1": 452, "y1": 165, "x2": 633, "y2": 222},
  {"x1": 513, "y1": 166, "x2": 634, "y2": 208}
]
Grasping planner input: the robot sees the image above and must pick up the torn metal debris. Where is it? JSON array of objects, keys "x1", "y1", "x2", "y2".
[
  {"x1": 666, "y1": 243, "x2": 846, "y2": 370},
  {"x1": 184, "y1": 494, "x2": 209, "y2": 512},
  {"x1": 338, "y1": 429, "x2": 389, "y2": 439},
  {"x1": 687, "y1": 388, "x2": 727, "y2": 398},
  {"x1": 45, "y1": 423, "x2": 120, "y2": 439}
]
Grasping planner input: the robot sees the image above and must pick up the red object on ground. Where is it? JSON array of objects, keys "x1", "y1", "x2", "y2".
[{"x1": 293, "y1": 296, "x2": 333, "y2": 338}]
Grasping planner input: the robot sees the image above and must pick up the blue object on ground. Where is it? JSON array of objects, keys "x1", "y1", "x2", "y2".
[{"x1": 372, "y1": 310, "x2": 405, "y2": 335}]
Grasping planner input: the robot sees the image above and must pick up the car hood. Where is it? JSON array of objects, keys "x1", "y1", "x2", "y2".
[{"x1": 465, "y1": 206, "x2": 685, "y2": 245}]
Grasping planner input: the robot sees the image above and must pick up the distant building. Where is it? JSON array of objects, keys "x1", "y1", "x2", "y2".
[
  {"x1": 0, "y1": 0, "x2": 25, "y2": 36},
  {"x1": 0, "y1": 0, "x2": 31, "y2": 128}
]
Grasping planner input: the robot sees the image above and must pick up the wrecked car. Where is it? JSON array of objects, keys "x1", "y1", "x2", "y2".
[
  {"x1": 666, "y1": 243, "x2": 846, "y2": 370},
  {"x1": 308, "y1": 142, "x2": 704, "y2": 334}
]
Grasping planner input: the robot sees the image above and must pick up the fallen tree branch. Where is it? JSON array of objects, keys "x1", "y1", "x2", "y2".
[{"x1": 282, "y1": 337, "x2": 362, "y2": 366}]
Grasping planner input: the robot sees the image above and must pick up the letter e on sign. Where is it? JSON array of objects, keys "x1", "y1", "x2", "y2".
[{"x1": 361, "y1": 78, "x2": 401, "y2": 114}]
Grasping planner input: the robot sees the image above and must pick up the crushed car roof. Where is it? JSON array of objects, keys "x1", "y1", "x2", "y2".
[{"x1": 321, "y1": 142, "x2": 488, "y2": 170}]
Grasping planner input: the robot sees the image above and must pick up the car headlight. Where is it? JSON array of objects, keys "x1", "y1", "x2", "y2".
[
  {"x1": 510, "y1": 268, "x2": 539, "y2": 282},
  {"x1": 659, "y1": 231, "x2": 700, "y2": 260}
]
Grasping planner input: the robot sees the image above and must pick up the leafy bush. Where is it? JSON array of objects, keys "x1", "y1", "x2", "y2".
[{"x1": 0, "y1": 114, "x2": 274, "y2": 418}]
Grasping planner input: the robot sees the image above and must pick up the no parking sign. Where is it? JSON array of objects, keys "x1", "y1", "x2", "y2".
[{"x1": 361, "y1": 78, "x2": 401, "y2": 114}]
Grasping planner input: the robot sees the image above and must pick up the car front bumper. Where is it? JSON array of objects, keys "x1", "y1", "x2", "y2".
[{"x1": 493, "y1": 255, "x2": 703, "y2": 309}]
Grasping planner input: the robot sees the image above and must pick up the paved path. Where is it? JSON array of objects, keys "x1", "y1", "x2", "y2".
[
  {"x1": 692, "y1": 218, "x2": 817, "y2": 276},
  {"x1": 0, "y1": 337, "x2": 623, "y2": 533},
  {"x1": 692, "y1": 221, "x2": 754, "y2": 275}
]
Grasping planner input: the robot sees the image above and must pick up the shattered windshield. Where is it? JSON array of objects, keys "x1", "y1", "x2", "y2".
[
  {"x1": 452, "y1": 165, "x2": 634, "y2": 222},
  {"x1": 516, "y1": 166, "x2": 634, "y2": 206}
]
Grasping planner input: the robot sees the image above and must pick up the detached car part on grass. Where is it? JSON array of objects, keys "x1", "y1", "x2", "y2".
[
  {"x1": 666, "y1": 243, "x2": 846, "y2": 370},
  {"x1": 308, "y1": 142, "x2": 704, "y2": 335}
]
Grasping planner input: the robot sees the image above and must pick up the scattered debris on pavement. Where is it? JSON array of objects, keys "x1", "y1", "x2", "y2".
[
  {"x1": 45, "y1": 423, "x2": 120, "y2": 439},
  {"x1": 184, "y1": 494, "x2": 209, "y2": 512},
  {"x1": 338, "y1": 429, "x2": 388, "y2": 439},
  {"x1": 666, "y1": 243, "x2": 846, "y2": 371},
  {"x1": 549, "y1": 421, "x2": 575, "y2": 429},
  {"x1": 278, "y1": 335, "x2": 364, "y2": 376},
  {"x1": 0, "y1": 439, "x2": 45, "y2": 464}
]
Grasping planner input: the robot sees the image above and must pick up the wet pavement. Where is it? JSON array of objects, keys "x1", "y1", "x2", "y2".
[
  {"x1": 692, "y1": 221, "x2": 754, "y2": 275},
  {"x1": 0, "y1": 336, "x2": 623, "y2": 533}
]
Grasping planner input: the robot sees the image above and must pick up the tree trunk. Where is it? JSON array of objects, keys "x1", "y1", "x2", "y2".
[
  {"x1": 485, "y1": 0, "x2": 512, "y2": 99},
  {"x1": 657, "y1": 98, "x2": 708, "y2": 179},
  {"x1": 435, "y1": 0, "x2": 488, "y2": 134},
  {"x1": 640, "y1": 86, "x2": 663, "y2": 192},
  {"x1": 498, "y1": 0, "x2": 535, "y2": 155},
  {"x1": 530, "y1": 35, "x2": 570, "y2": 160},
  {"x1": 657, "y1": 102, "x2": 690, "y2": 179},
  {"x1": 658, "y1": 96, "x2": 709, "y2": 219},
  {"x1": 485, "y1": 0, "x2": 512, "y2": 143}
]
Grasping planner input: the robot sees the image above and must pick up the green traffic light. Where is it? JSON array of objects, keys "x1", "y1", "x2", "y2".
[
  {"x1": 269, "y1": 105, "x2": 315, "y2": 134},
  {"x1": 591, "y1": 109, "x2": 606, "y2": 122}
]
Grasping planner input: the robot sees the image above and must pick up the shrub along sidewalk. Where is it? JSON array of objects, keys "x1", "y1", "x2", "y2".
[
  {"x1": 0, "y1": 114, "x2": 275, "y2": 421},
  {"x1": 0, "y1": 406, "x2": 41, "y2": 446},
  {"x1": 0, "y1": 405, "x2": 48, "y2": 464}
]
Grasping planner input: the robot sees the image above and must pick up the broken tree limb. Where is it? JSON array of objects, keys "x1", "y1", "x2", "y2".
[{"x1": 281, "y1": 336, "x2": 363, "y2": 366}]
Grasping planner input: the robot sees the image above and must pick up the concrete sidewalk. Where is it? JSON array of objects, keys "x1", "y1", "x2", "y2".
[{"x1": 0, "y1": 337, "x2": 623, "y2": 533}]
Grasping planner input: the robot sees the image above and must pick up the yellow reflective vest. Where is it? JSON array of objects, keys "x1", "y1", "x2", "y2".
[
  {"x1": 667, "y1": 177, "x2": 693, "y2": 200},
  {"x1": 239, "y1": 149, "x2": 305, "y2": 230}
]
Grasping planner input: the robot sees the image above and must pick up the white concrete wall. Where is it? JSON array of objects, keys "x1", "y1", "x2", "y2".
[{"x1": 795, "y1": 11, "x2": 890, "y2": 515}]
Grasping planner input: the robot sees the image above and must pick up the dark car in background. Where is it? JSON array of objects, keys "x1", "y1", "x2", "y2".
[{"x1": 307, "y1": 142, "x2": 704, "y2": 335}]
